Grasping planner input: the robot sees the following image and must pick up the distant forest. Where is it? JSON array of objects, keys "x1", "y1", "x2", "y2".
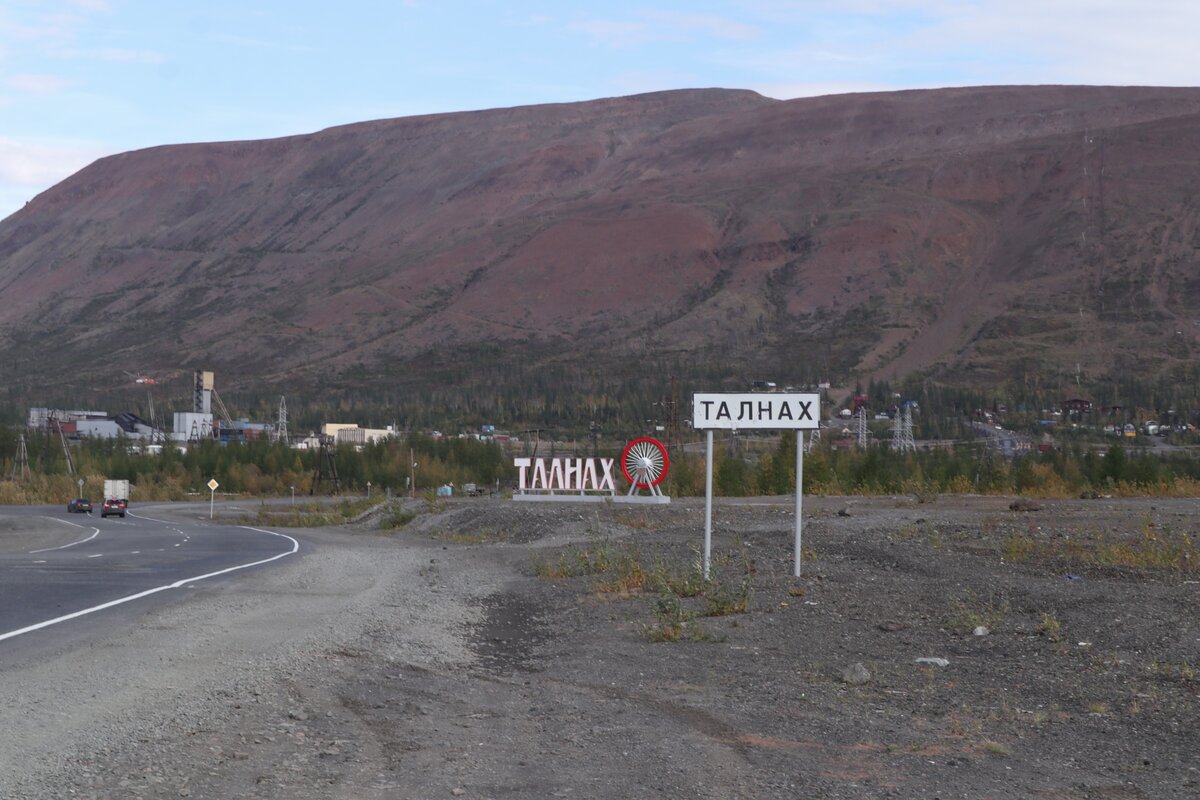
[{"x1": 2, "y1": 423, "x2": 1199, "y2": 505}]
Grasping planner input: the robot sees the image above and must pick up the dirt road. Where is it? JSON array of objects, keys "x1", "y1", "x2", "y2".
[{"x1": 3, "y1": 495, "x2": 1197, "y2": 798}]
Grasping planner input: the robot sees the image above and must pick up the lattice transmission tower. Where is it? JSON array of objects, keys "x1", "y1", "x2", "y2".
[
  {"x1": 10, "y1": 434, "x2": 30, "y2": 480},
  {"x1": 891, "y1": 401, "x2": 917, "y2": 453},
  {"x1": 855, "y1": 406, "x2": 870, "y2": 448},
  {"x1": 276, "y1": 396, "x2": 289, "y2": 444}
]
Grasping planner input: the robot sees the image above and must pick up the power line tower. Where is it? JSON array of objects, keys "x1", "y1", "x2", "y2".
[
  {"x1": 310, "y1": 435, "x2": 341, "y2": 495},
  {"x1": 659, "y1": 377, "x2": 680, "y2": 451},
  {"x1": 805, "y1": 393, "x2": 823, "y2": 453},
  {"x1": 892, "y1": 401, "x2": 917, "y2": 453},
  {"x1": 276, "y1": 396, "x2": 289, "y2": 444},
  {"x1": 855, "y1": 406, "x2": 870, "y2": 449},
  {"x1": 11, "y1": 434, "x2": 30, "y2": 480}
]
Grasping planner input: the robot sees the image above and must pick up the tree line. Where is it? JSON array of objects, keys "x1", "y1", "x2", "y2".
[{"x1": 1, "y1": 426, "x2": 1197, "y2": 505}]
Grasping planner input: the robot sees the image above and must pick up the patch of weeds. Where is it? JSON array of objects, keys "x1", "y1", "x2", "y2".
[
  {"x1": 381, "y1": 507, "x2": 416, "y2": 529},
  {"x1": 1037, "y1": 611, "x2": 1063, "y2": 642},
  {"x1": 1086, "y1": 702, "x2": 1109, "y2": 715},
  {"x1": 654, "y1": 550, "x2": 707, "y2": 598},
  {"x1": 422, "y1": 489, "x2": 446, "y2": 513},
  {"x1": 335, "y1": 498, "x2": 376, "y2": 519},
  {"x1": 1004, "y1": 534, "x2": 1037, "y2": 562},
  {"x1": 1094, "y1": 523, "x2": 1198, "y2": 572},
  {"x1": 983, "y1": 741, "x2": 1011, "y2": 756},
  {"x1": 532, "y1": 539, "x2": 633, "y2": 581},
  {"x1": 1150, "y1": 660, "x2": 1198, "y2": 686},
  {"x1": 613, "y1": 510, "x2": 654, "y2": 530},
  {"x1": 944, "y1": 591, "x2": 1010, "y2": 634},
  {"x1": 904, "y1": 480, "x2": 939, "y2": 504},
  {"x1": 641, "y1": 597, "x2": 719, "y2": 643},
  {"x1": 593, "y1": 550, "x2": 651, "y2": 594},
  {"x1": 898, "y1": 519, "x2": 941, "y2": 547},
  {"x1": 702, "y1": 576, "x2": 751, "y2": 617},
  {"x1": 250, "y1": 502, "x2": 347, "y2": 528}
]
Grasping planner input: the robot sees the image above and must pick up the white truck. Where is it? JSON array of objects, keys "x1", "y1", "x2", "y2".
[{"x1": 101, "y1": 479, "x2": 130, "y2": 518}]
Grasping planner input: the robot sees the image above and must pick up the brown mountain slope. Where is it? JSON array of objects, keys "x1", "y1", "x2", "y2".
[{"x1": 2, "y1": 85, "x2": 1199, "y2": 406}]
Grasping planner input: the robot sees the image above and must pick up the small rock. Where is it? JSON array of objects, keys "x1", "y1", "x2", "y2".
[
  {"x1": 837, "y1": 507, "x2": 851, "y2": 517},
  {"x1": 915, "y1": 657, "x2": 950, "y2": 667},
  {"x1": 451, "y1": 789, "x2": 466, "y2": 797},
  {"x1": 1009, "y1": 499, "x2": 1041, "y2": 512},
  {"x1": 841, "y1": 662, "x2": 871, "y2": 685},
  {"x1": 973, "y1": 626, "x2": 989, "y2": 636},
  {"x1": 288, "y1": 710, "x2": 308, "y2": 721},
  {"x1": 878, "y1": 620, "x2": 909, "y2": 632}
]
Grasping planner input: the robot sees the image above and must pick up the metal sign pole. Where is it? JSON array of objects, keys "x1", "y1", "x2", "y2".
[
  {"x1": 704, "y1": 429, "x2": 714, "y2": 580},
  {"x1": 794, "y1": 431, "x2": 804, "y2": 577}
]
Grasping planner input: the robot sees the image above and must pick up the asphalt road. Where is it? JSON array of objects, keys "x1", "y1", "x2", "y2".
[{"x1": 0, "y1": 504, "x2": 302, "y2": 662}]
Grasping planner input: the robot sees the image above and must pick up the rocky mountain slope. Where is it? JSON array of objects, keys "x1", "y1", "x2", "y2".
[{"x1": 3, "y1": 85, "x2": 1200, "y2": 408}]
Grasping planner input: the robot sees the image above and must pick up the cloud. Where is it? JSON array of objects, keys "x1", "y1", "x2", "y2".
[
  {"x1": 738, "y1": 0, "x2": 1200, "y2": 87},
  {"x1": 62, "y1": 47, "x2": 167, "y2": 64},
  {"x1": 753, "y1": 80, "x2": 902, "y2": 99},
  {"x1": 0, "y1": 135, "x2": 113, "y2": 220},
  {"x1": 0, "y1": 137, "x2": 110, "y2": 186},
  {"x1": 568, "y1": 19, "x2": 654, "y2": 49},
  {"x1": 5, "y1": 73, "x2": 74, "y2": 93},
  {"x1": 570, "y1": 9, "x2": 762, "y2": 48},
  {"x1": 641, "y1": 11, "x2": 761, "y2": 41},
  {"x1": 210, "y1": 33, "x2": 320, "y2": 54}
]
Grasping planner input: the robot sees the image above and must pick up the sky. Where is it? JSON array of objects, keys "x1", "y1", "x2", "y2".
[{"x1": 1, "y1": 0, "x2": 1198, "y2": 221}]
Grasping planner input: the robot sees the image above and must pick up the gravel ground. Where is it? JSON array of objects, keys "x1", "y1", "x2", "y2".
[{"x1": 1, "y1": 495, "x2": 1197, "y2": 799}]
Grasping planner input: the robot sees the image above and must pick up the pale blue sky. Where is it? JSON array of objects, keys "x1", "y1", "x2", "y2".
[{"x1": 2, "y1": 0, "x2": 1198, "y2": 220}]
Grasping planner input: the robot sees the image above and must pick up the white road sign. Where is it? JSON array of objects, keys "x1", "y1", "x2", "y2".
[
  {"x1": 207, "y1": 478, "x2": 220, "y2": 491},
  {"x1": 692, "y1": 392, "x2": 820, "y2": 430}
]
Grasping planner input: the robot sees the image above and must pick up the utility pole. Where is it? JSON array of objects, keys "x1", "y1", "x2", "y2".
[
  {"x1": 50, "y1": 414, "x2": 74, "y2": 476},
  {"x1": 310, "y1": 436, "x2": 340, "y2": 495}
]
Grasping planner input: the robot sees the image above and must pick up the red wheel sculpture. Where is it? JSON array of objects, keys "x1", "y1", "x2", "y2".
[{"x1": 621, "y1": 437, "x2": 669, "y2": 489}]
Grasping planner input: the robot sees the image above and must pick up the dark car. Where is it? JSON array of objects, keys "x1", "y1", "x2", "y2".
[
  {"x1": 67, "y1": 498, "x2": 92, "y2": 513},
  {"x1": 101, "y1": 498, "x2": 126, "y2": 518}
]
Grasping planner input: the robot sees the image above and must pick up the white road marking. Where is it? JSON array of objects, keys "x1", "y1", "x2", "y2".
[
  {"x1": 87, "y1": 554, "x2": 103, "y2": 559},
  {"x1": 32, "y1": 517, "x2": 100, "y2": 553},
  {"x1": 0, "y1": 526, "x2": 300, "y2": 644}
]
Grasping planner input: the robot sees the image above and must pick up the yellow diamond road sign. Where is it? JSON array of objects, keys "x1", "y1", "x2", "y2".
[{"x1": 207, "y1": 478, "x2": 219, "y2": 491}]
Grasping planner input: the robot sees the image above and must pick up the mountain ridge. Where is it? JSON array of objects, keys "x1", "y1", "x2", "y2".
[{"x1": 2, "y1": 85, "x2": 1199, "y2": 412}]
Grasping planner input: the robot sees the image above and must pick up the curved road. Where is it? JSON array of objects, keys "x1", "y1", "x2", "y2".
[{"x1": 0, "y1": 504, "x2": 301, "y2": 657}]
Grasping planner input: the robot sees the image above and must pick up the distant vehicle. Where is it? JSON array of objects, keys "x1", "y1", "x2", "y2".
[
  {"x1": 101, "y1": 498, "x2": 126, "y2": 518},
  {"x1": 67, "y1": 498, "x2": 92, "y2": 513},
  {"x1": 103, "y1": 479, "x2": 130, "y2": 506}
]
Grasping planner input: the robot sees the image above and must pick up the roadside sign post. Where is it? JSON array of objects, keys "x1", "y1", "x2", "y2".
[
  {"x1": 704, "y1": 429, "x2": 714, "y2": 578},
  {"x1": 77, "y1": 478, "x2": 84, "y2": 497},
  {"x1": 207, "y1": 478, "x2": 219, "y2": 519},
  {"x1": 794, "y1": 430, "x2": 805, "y2": 576},
  {"x1": 693, "y1": 393, "x2": 820, "y2": 578}
]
